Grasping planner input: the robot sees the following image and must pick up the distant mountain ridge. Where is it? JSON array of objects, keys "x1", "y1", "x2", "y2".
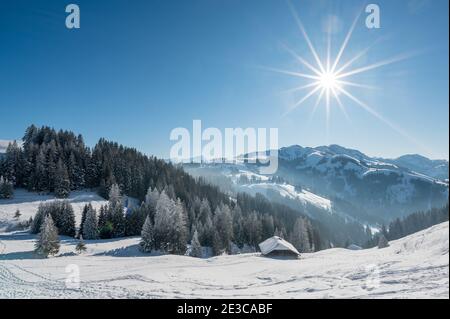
[
  {"x1": 278, "y1": 144, "x2": 449, "y2": 180},
  {"x1": 186, "y1": 144, "x2": 448, "y2": 223},
  {"x1": 0, "y1": 140, "x2": 11, "y2": 154}
]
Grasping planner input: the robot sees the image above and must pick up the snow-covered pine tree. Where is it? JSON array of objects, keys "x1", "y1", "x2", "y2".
[
  {"x1": 140, "y1": 215, "x2": 154, "y2": 253},
  {"x1": 31, "y1": 201, "x2": 76, "y2": 237},
  {"x1": 35, "y1": 149, "x2": 47, "y2": 192},
  {"x1": 261, "y1": 214, "x2": 275, "y2": 240},
  {"x1": 3, "y1": 140, "x2": 25, "y2": 186},
  {"x1": 198, "y1": 198, "x2": 212, "y2": 224},
  {"x1": 109, "y1": 183, "x2": 121, "y2": 203},
  {"x1": 153, "y1": 191, "x2": 187, "y2": 254},
  {"x1": 75, "y1": 235, "x2": 87, "y2": 254},
  {"x1": 145, "y1": 187, "x2": 160, "y2": 210},
  {"x1": 0, "y1": 176, "x2": 14, "y2": 199},
  {"x1": 45, "y1": 142, "x2": 58, "y2": 192},
  {"x1": 378, "y1": 234, "x2": 389, "y2": 249},
  {"x1": 30, "y1": 203, "x2": 48, "y2": 234},
  {"x1": 68, "y1": 152, "x2": 85, "y2": 189},
  {"x1": 153, "y1": 190, "x2": 173, "y2": 251},
  {"x1": 243, "y1": 211, "x2": 262, "y2": 249},
  {"x1": 54, "y1": 159, "x2": 71, "y2": 198},
  {"x1": 79, "y1": 204, "x2": 89, "y2": 238},
  {"x1": 291, "y1": 217, "x2": 312, "y2": 253},
  {"x1": 172, "y1": 199, "x2": 188, "y2": 254},
  {"x1": 58, "y1": 201, "x2": 76, "y2": 237},
  {"x1": 82, "y1": 205, "x2": 98, "y2": 240},
  {"x1": 232, "y1": 205, "x2": 245, "y2": 248},
  {"x1": 108, "y1": 183, "x2": 125, "y2": 237},
  {"x1": 198, "y1": 212, "x2": 214, "y2": 247},
  {"x1": 190, "y1": 229, "x2": 202, "y2": 258},
  {"x1": 213, "y1": 204, "x2": 233, "y2": 254},
  {"x1": 34, "y1": 214, "x2": 60, "y2": 257}
]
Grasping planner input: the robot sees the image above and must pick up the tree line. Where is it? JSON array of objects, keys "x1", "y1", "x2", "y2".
[
  {"x1": 2, "y1": 125, "x2": 323, "y2": 255},
  {"x1": 364, "y1": 204, "x2": 449, "y2": 247},
  {"x1": 30, "y1": 182, "x2": 320, "y2": 257},
  {"x1": 386, "y1": 204, "x2": 449, "y2": 241}
]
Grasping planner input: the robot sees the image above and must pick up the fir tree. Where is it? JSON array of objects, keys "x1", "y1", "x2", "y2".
[
  {"x1": 140, "y1": 215, "x2": 154, "y2": 253},
  {"x1": 54, "y1": 160, "x2": 71, "y2": 198},
  {"x1": 75, "y1": 235, "x2": 87, "y2": 254},
  {"x1": 0, "y1": 176, "x2": 14, "y2": 199},
  {"x1": 30, "y1": 204, "x2": 47, "y2": 234},
  {"x1": 291, "y1": 218, "x2": 312, "y2": 253},
  {"x1": 213, "y1": 204, "x2": 233, "y2": 253},
  {"x1": 82, "y1": 205, "x2": 98, "y2": 240},
  {"x1": 378, "y1": 234, "x2": 389, "y2": 249},
  {"x1": 34, "y1": 215, "x2": 60, "y2": 257},
  {"x1": 153, "y1": 191, "x2": 187, "y2": 254},
  {"x1": 108, "y1": 183, "x2": 125, "y2": 237},
  {"x1": 79, "y1": 204, "x2": 89, "y2": 238},
  {"x1": 30, "y1": 201, "x2": 76, "y2": 237},
  {"x1": 190, "y1": 229, "x2": 202, "y2": 258}
]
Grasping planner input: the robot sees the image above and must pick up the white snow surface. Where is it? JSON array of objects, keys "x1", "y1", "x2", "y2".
[
  {"x1": 0, "y1": 189, "x2": 448, "y2": 298},
  {"x1": 240, "y1": 183, "x2": 332, "y2": 211},
  {"x1": 0, "y1": 214, "x2": 448, "y2": 298},
  {"x1": 0, "y1": 189, "x2": 108, "y2": 230}
]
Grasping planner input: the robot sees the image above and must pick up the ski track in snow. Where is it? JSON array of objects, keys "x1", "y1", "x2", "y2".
[
  {"x1": 0, "y1": 222, "x2": 448, "y2": 299},
  {"x1": 0, "y1": 190, "x2": 448, "y2": 299}
]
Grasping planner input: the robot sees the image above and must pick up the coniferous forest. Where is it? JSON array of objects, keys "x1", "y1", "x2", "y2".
[
  {"x1": 0, "y1": 125, "x2": 323, "y2": 256},
  {"x1": 2, "y1": 125, "x2": 447, "y2": 257}
]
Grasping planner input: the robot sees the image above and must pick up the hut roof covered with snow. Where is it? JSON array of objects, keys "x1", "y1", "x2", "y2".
[{"x1": 259, "y1": 236, "x2": 300, "y2": 257}]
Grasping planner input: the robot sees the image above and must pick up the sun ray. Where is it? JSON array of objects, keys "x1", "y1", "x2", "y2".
[
  {"x1": 281, "y1": 81, "x2": 320, "y2": 94},
  {"x1": 330, "y1": 8, "x2": 363, "y2": 73},
  {"x1": 282, "y1": 43, "x2": 322, "y2": 76},
  {"x1": 259, "y1": 66, "x2": 320, "y2": 80},
  {"x1": 335, "y1": 85, "x2": 421, "y2": 145},
  {"x1": 310, "y1": 87, "x2": 326, "y2": 120},
  {"x1": 334, "y1": 37, "x2": 386, "y2": 75},
  {"x1": 331, "y1": 87, "x2": 351, "y2": 122},
  {"x1": 326, "y1": 18, "x2": 332, "y2": 73},
  {"x1": 325, "y1": 88, "x2": 331, "y2": 142},
  {"x1": 283, "y1": 84, "x2": 322, "y2": 117},
  {"x1": 336, "y1": 52, "x2": 416, "y2": 79},
  {"x1": 336, "y1": 80, "x2": 378, "y2": 90},
  {"x1": 287, "y1": 0, "x2": 326, "y2": 73},
  {"x1": 273, "y1": 3, "x2": 426, "y2": 153}
]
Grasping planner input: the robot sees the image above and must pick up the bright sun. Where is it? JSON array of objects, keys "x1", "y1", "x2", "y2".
[
  {"x1": 268, "y1": 1, "x2": 413, "y2": 133},
  {"x1": 319, "y1": 72, "x2": 339, "y2": 90}
]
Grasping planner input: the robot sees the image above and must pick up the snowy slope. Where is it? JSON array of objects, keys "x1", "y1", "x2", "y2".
[
  {"x1": 0, "y1": 189, "x2": 108, "y2": 231},
  {"x1": 275, "y1": 145, "x2": 448, "y2": 219},
  {"x1": 389, "y1": 154, "x2": 449, "y2": 180},
  {"x1": 239, "y1": 183, "x2": 331, "y2": 211},
  {"x1": 0, "y1": 222, "x2": 448, "y2": 298},
  {"x1": 185, "y1": 145, "x2": 448, "y2": 222}
]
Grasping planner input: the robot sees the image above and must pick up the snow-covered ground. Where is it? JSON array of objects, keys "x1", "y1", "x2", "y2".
[
  {"x1": 0, "y1": 189, "x2": 108, "y2": 231},
  {"x1": 0, "y1": 189, "x2": 448, "y2": 298},
  {"x1": 0, "y1": 221, "x2": 448, "y2": 298},
  {"x1": 239, "y1": 183, "x2": 332, "y2": 211}
]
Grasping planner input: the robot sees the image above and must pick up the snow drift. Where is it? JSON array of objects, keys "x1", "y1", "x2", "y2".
[{"x1": 0, "y1": 221, "x2": 448, "y2": 298}]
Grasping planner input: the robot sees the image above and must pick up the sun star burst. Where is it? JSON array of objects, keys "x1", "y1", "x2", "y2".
[{"x1": 271, "y1": 1, "x2": 417, "y2": 146}]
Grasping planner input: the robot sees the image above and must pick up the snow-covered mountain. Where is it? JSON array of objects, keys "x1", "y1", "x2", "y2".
[
  {"x1": 279, "y1": 145, "x2": 449, "y2": 181},
  {"x1": 0, "y1": 140, "x2": 10, "y2": 155},
  {"x1": 184, "y1": 144, "x2": 448, "y2": 223},
  {"x1": 274, "y1": 145, "x2": 448, "y2": 218},
  {"x1": 388, "y1": 154, "x2": 449, "y2": 180}
]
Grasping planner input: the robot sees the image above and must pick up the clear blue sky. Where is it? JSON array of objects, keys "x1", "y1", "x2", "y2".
[{"x1": 0, "y1": 0, "x2": 448, "y2": 159}]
